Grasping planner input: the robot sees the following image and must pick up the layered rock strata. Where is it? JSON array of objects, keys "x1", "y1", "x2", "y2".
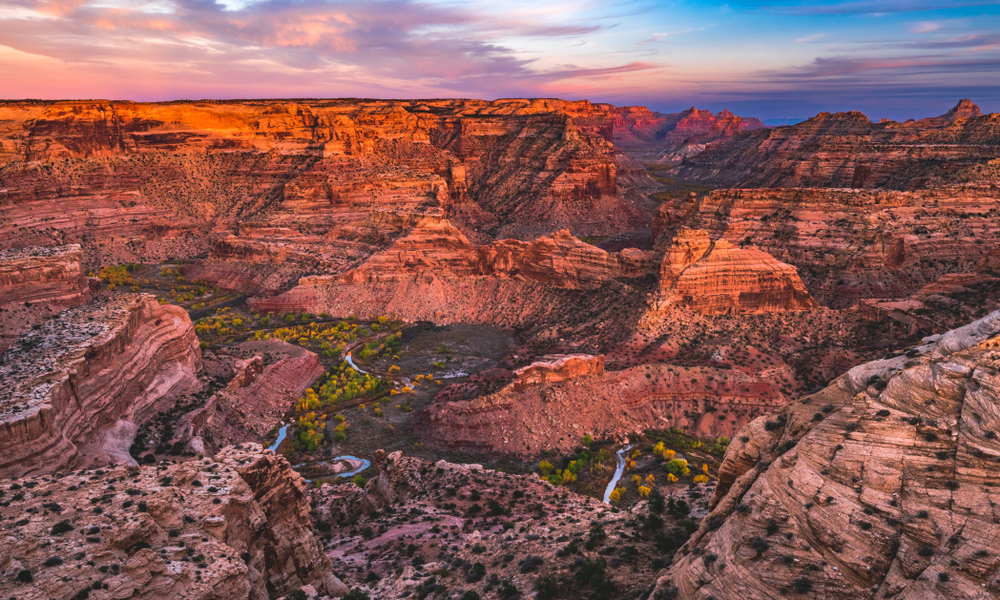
[
  {"x1": 0, "y1": 98, "x2": 658, "y2": 269},
  {"x1": 661, "y1": 187, "x2": 1000, "y2": 307},
  {"x1": 677, "y1": 100, "x2": 1000, "y2": 189},
  {"x1": 660, "y1": 310, "x2": 1000, "y2": 600},
  {"x1": 249, "y1": 221, "x2": 656, "y2": 334},
  {"x1": 0, "y1": 244, "x2": 91, "y2": 351},
  {"x1": 652, "y1": 228, "x2": 818, "y2": 314},
  {"x1": 422, "y1": 362, "x2": 784, "y2": 454},
  {"x1": 0, "y1": 445, "x2": 344, "y2": 600},
  {"x1": 0, "y1": 294, "x2": 201, "y2": 477}
]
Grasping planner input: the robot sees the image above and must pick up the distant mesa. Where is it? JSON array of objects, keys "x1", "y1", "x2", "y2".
[{"x1": 941, "y1": 98, "x2": 983, "y2": 120}]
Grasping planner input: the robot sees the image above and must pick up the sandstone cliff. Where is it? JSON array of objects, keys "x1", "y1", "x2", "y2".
[
  {"x1": 677, "y1": 100, "x2": 1000, "y2": 189},
  {"x1": 652, "y1": 228, "x2": 818, "y2": 314},
  {"x1": 421, "y1": 361, "x2": 785, "y2": 454},
  {"x1": 0, "y1": 445, "x2": 343, "y2": 600},
  {"x1": 0, "y1": 294, "x2": 201, "y2": 477},
  {"x1": 0, "y1": 244, "x2": 91, "y2": 351},
  {"x1": 660, "y1": 187, "x2": 1000, "y2": 308},
  {"x1": 659, "y1": 310, "x2": 1000, "y2": 599},
  {"x1": 0, "y1": 98, "x2": 658, "y2": 269}
]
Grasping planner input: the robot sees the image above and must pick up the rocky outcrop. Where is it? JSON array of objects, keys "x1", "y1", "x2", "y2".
[
  {"x1": 602, "y1": 105, "x2": 766, "y2": 163},
  {"x1": 307, "y1": 449, "x2": 681, "y2": 600},
  {"x1": 652, "y1": 228, "x2": 818, "y2": 314},
  {"x1": 0, "y1": 244, "x2": 90, "y2": 306},
  {"x1": 329, "y1": 217, "x2": 654, "y2": 289},
  {"x1": 661, "y1": 187, "x2": 1000, "y2": 308},
  {"x1": 0, "y1": 244, "x2": 92, "y2": 351},
  {"x1": 422, "y1": 362, "x2": 785, "y2": 454},
  {"x1": 0, "y1": 294, "x2": 201, "y2": 477},
  {"x1": 185, "y1": 342, "x2": 324, "y2": 452},
  {"x1": 659, "y1": 310, "x2": 1000, "y2": 600},
  {"x1": 512, "y1": 354, "x2": 605, "y2": 390},
  {"x1": 677, "y1": 100, "x2": 1000, "y2": 189},
  {"x1": 0, "y1": 444, "x2": 344, "y2": 600},
  {"x1": 0, "y1": 98, "x2": 659, "y2": 269},
  {"x1": 250, "y1": 221, "x2": 656, "y2": 334}
]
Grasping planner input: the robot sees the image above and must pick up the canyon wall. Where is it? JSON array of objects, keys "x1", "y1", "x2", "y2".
[
  {"x1": 0, "y1": 244, "x2": 92, "y2": 351},
  {"x1": 0, "y1": 98, "x2": 659, "y2": 271},
  {"x1": 0, "y1": 294, "x2": 202, "y2": 477},
  {"x1": 652, "y1": 228, "x2": 818, "y2": 314},
  {"x1": 660, "y1": 310, "x2": 1000, "y2": 600},
  {"x1": 421, "y1": 361, "x2": 785, "y2": 454},
  {"x1": 660, "y1": 187, "x2": 1000, "y2": 308},
  {"x1": 677, "y1": 100, "x2": 1000, "y2": 189}
]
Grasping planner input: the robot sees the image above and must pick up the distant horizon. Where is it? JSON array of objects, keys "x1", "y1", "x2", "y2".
[
  {"x1": 2, "y1": 1, "x2": 998, "y2": 124},
  {"x1": 0, "y1": 94, "x2": 991, "y2": 127}
]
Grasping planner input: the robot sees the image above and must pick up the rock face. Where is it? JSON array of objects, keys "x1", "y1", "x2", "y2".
[
  {"x1": 187, "y1": 342, "x2": 325, "y2": 452},
  {"x1": 422, "y1": 362, "x2": 785, "y2": 454},
  {"x1": 677, "y1": 100, "x2": 1000, "y2": 189},
  {"x1": 0, "y1": 244, "x2": 91, "y2": 351},
  {"x1": 251, "y1": 218, "x2": 655, "y2": 318},
  {"x1": 660, "y1": 187, "x2": 1000, "y2": 308},
  {"x1": 602, "y1": 105, "x2": 766, "y2": 163},
  {"x1": 0, "y1": 294, "x2": 202, "y2": 477},
  {"x1": 0, "y1": 98, "x2": 658, "y2": 269},
  {"x1": 0, "y1": 244, "x2": 90, "y2": 306},
  {"x1": 0, "y1": 444, "x2": 343, "y2": 600},
  {"x1": 512, "y1": 354, "x2": 605, "y2": 390},
  {"x1": 248, "y1": 219, "x2": 656, "y2": 342},
  {"x1": 660, "y1": 310, "x2": 1000, "y2": 600},
  {"x1": 653, "y1": 228, "x2": 818, "y2": 314}
]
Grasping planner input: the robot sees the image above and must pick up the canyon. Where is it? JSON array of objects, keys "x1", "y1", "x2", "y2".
[{"x1": 0, "y1": 96, "x2": 998, "y2": 600}]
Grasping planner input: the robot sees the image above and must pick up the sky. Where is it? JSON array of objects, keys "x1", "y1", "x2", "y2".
[{"x1": 1, "y1": 0, "x2": 998, "y2": 123}]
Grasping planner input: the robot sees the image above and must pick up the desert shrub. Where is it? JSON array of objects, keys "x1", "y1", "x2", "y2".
[
  {"x1": 50, "y1": 520, "x2": 73, "y2": 535},
  {"x1": 534, "y1": 574, "x2": 560, "y2": 600}
]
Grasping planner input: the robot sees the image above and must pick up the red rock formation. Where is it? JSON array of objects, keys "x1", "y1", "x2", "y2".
[
  {"x1": 0, "y1": 244, "x2": 92, "y2": 351},
  {"x1": 0, "y1": 98, "x2": 659, "y2": 270},
  {"x1": 661, "y1": 187, "x2": 1000, "y2": 307},
  {"x1": 652, "y1": 228, "x2": 817, "y2": 314},
  {"x1": 0, "y1": 244, "x2": 90, "y2": 306},
  {"x1": 186, "y1": 342, "x2": 324, "y2": 452},
  {"x1": 677, "y1": 100, "x2": 1000, "y2": 189},
  {"x1": 601, "y1": 105, "x2": 766, "y2": 163},
  {"x1": 250, "y1": 221, "x2": 655, "y2": 323},
  {"x1": 0, "y1": 445, "x2": 344, "y2": 600},
  {"x1": 421, "y1": 362, "x2": 784, "y2": 454},
  {"x1": 659, "y1": 310, "x2": 1000, "y2": 600},
  {"x1": 512, "y1": 354, "x2": 605, "y2": 390},
  {"x1": 0, "y1": 294, "x2": 202, "y2": 477}
]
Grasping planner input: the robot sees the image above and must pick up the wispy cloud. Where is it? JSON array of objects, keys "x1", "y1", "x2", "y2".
[
  {"x1": 0, "y1": 0, "x2": 657, "y2": 98},
  {"x1": 795, "y1": 33, "x2": 825, "y2": 43},
  {"x1": 745, "y1": 1, "x2": 1000, "y2": 16},
  {"x1": 910, "y1": 21, "x2": 941, "y2": 33},
  {"x1": 637, "y1": 27, "x2": 704, "y2": 45}
]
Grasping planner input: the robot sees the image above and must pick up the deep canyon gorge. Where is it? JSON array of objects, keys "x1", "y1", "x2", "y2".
[{"x1": 0, "y1": 97, "x2": 998, "y2": 600}]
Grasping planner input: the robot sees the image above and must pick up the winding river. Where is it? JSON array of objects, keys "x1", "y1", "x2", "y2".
[
  {"x1": 602, "y1": 445, "x2": 633, "y2": 503},
  {"x1": 265, "y1": 350, "x2": 375, "y2": 481},
  {"x1": 344, "y1": 351, "x2": 367, "y2": 374},
  {"x1": 267, "y1": 424, "x2": 370, "y2": 480}
]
